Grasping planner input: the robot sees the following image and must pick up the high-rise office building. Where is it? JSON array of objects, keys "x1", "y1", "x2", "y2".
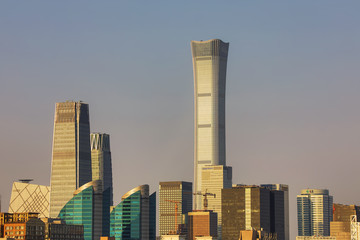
[
  {"x1": 297, "y1": 189, "x2": 333, "y2": 237},
  {"x1": 8, "y1": 181, "x2": 50, "y2": 218},
  {"x1": 187, "y1": 210, "x2": 218, "y2": 240},
  {"x1": 159, "y1": 181, "x2": 192, "y2": 236},
  {"x1": 91, "y1": 133, "x2": 113, "y2": 206},
  {"x1": 50, "y1": 101, "x2": 92, "y2": 218},
  {"x1": 191, "y1": 39, "x2": 229, "y2": 210},
  {"x1": 58, "y1": 180, "x2": 110, "y2": 240},
  {"x1": 110, "y1": 185, "x2": 156, "y2": 240},
  {"x1": 330, "y1": 203, "x2": 360, "y2": 240},
  {"x1": 201, "y1": 165, "x2": 232, "y2": 239},
  {"x1": 222, "y1": 185, "x2": 271, "y2": 240},
  {"x1": 261, "y1": 184, "x2": 289, "y2": 240}
]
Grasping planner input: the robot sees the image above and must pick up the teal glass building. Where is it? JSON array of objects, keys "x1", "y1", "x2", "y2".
[
  {"x1": 110, "y1": 185, "x2": 156, "y2": 240},
  {"x1": 58, "y1": 180, "x2": 110, "y2": 240}
]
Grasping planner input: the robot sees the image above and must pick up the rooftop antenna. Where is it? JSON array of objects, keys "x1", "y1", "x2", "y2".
[{"x1": 19, "y1": 179, "x2": 33, "y2": 183}]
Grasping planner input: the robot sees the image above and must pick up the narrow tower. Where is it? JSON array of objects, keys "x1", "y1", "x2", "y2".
[
  {"x1": 50, "y1": 101, "x2": 92, "y2": 218},
  {"x1": 91, "y1": 133, "x2": 113, "y2": 206},
  {"x1": 191, "y1": 39, "x2": 229, "y2": 210}
]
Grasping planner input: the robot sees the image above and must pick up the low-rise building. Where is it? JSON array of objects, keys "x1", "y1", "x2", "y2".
[{"x1": 42, "y1": 218, "x2": 84, "y2": 240}]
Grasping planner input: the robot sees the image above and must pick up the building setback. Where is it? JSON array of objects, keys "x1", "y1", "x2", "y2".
[
  {"x1": 191, "y1": 39, "x2": 229, "y2": 211},
  {"x1": 50, "y1": 101, "x2": 92, "y2": 218},
  {"x1": 159, "y1": 181, "x2": 192, "y2": 236},
  {"x1": 297, "y1": 189, "x2": 333, "y2": 237},
  {"x1": 222, "y1": 185, "x2": 271, "y2": 240}
]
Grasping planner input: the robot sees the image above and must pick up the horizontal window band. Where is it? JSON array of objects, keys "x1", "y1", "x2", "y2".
[
  {"x1": 197, "y1": 93, "x2": 211, "y2": 97},
  {"x1": 198, "y1": 160, "x2": 212, "y2": 164},
  {"x1": 196, "y1": 57, "x2": 212, "y2": 61},
  {"x1": 198, "y1": 124, "x2": 211, "y2": 128}
]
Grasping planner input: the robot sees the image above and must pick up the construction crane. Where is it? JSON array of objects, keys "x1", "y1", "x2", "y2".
[
  {"x1": 193, "y1": 189, "x2": 216, "y2": 210},
  {"x1": 165, "y1": 199, "x2": 181, "y2": 234}
]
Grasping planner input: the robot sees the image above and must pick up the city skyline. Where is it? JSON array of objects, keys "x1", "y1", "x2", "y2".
[{"x1": 2, "y1": 2, "x2": 360, "y2": 239}]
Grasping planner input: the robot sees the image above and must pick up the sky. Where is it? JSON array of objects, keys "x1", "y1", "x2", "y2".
[{"x1": 1, "y1": 1, "x2": 360, "y2": 239}]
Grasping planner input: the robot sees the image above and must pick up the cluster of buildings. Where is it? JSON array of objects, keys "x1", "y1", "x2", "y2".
[{"x1": 1, "y1": 38, "x2": 360, "y2": 240}]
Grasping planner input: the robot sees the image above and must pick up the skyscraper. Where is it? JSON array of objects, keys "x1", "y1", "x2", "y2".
[
  {"x1": 201, "y1": 165, "x2": 232, "y2": 239},
  {"x1": 50, "y1": 101, "x2": 92, "y2": 218},
  {"x1": 261, "y1": 184, "x2": 289, "y2": 240},
  {"x1": 191, "y1": 39, "x2": 229, "y2": 210},
  {"x1": 330, "y1": 203, "x2": 360, "y2": 240},
  {"x1": 159, "y1": 181, "x2": 192, "y2": 236},
  {"x1": 110, "y1": 185, "x2": 156, "y2": 240},
  {"x1": 91, "y1": 133, "x2": 113, "y2": 206},
  {"x1": 297, "y1": 189, "x2": 333, "y2": 237}
]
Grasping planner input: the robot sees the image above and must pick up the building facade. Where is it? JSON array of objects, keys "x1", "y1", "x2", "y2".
[
  {"x1": 4, "y1": 218, "x2": 45, "y2": 240},
  {"x1": 8, "y1": 181, "x2": 50, "y2": 218},
  {"x1": 50, "y1": 101, "x2": 92, "y2": 218},
  {"x1": 91, "y1": 133, "x2": 113, "y2": 206},
  {"x1": 297, "y1": 189, "x2": 333, "y2": 237},
  {"x1": 187, "y1": 210, "x2": 217, "y2": 240},
  {"x1": 330, "y1": 204, "x2": 360, "y2": 240},
  {"x1": 191, "y1": 39, "x2": 229, "y2": 210},
  {"x1": 42, "y1": 218, "x2": 84, "y2": 240},
  {"x1": 110, "y1": 185, "x2": 156, "y2": 240},
  {"x1": 201, "y1": 165, "x2": 232, "y2": 239},
  {"x1": 222, "y1": 185, "x2": 271, "y2": 240},
  {"x1": 58, "y1": 180, "x2": 109, "y2": 240},
  {"x1": 159, "y1": 181, "x2": 192, "y2": 236},
  {"x1": 0, "y1": 212, "x2": 39, "y2": 238},
  {"x1": 261, "y1": 184, "x2": 288, "y2": 240}
]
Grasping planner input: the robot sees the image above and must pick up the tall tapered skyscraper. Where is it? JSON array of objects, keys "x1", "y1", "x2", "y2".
[
  {"x1": 191, "y1": 39, "x2": 229, "y2": 210},
  {"x1": 91, "y1": 132, "x2": 113, "y2": 206},
  {"x1": 50, "y1": 101, "x2": 92, "y2": 218}
]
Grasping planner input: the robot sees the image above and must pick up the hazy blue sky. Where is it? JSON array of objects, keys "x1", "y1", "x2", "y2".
[{"x1": 1, "y1": 1, "x2": 360, "y2": 238}]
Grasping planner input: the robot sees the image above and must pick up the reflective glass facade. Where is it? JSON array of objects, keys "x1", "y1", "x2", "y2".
[
  {"x1": 191, "y1": 39, "x2": 229, "y2": 210},
  {"x1": 110, "y1": 185, "x2": 156, "y2": 240},
  {"x1": 297, "y1": 189, "x2": 333, "y2": 237},
  {"x1": 58, "y1": 180, "x2": 109, "y2": 240},
  {"x1": 159, "y1": 181, "x2": 192, "y2": 235},
  {"x1": 50, "y1": 101, "x2": 92, "y2": 218},
  {"x1": 91, "y1": 133, "x2": 113, "y2": 206}
]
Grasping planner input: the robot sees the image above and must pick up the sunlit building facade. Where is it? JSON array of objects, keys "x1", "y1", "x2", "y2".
[
  {"x1": 297, "y1": 189, "x2": 333, "y2": 237},
  {"x1": 8, "y1": 181, "x2": 50, "y2": 218},
  {"x1": 201, "y1": 165, "x2": 232, "y2": 239},
  {"x1": 91, "y1": 132, "x2": 113, "y2": 206},
  {"x1": 159, "y1": 181, "x2": 192, "y2": 236},
  {"x1": 110, "y1": 185, "x2": 156, "y2": 240},
  {"x1": 58, "y1": 180, "x2": 110, "y2": 240},
  {"x1": 50, "y1": 101, "x2": 92, "y2": 218},
  {"x1": 191, "y1": 39, "x2": 229, "y2": 210}
]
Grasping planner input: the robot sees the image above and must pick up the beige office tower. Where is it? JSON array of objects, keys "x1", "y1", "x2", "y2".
[
  {"x1": 191, "y1": 39, "x2": 229, "y2": 211},
  {"x1": 8, "y1": 181, "x2": 50, "y2": 218},
  {"x1": 91, "y1": 133, "x2": 113, "y2": 206},
  {"x1": 49, "y1": 101, "x2": 92, "y2": 218},
  {"x1": 201, "y1": 165, "x2": 232, "y2": 240}
]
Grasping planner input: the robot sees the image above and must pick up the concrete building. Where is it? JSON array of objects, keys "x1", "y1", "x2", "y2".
[
  {"x1": 159, "y1": 181, "x2": 192, "y2": 236},
  {"x1": 0, "y1": 212, "x2": 39, "y2": 238},
  {"x1": 296, "y1": 237, "x2": 336, "y2": 240},
  {"x1": 330, "y1": 204, "x2": 360, "y2": 240},
  {"x1": 8, "y1": 181, "x2": 50, "y2": 218},
  {"x1": 58, "y1": 180, "x2": 110, "y2": 240},
  {"x1": 50, "y1": 101, "x2": 92, "y2": 218},
  {"x1": 261, "y1": 184, "x2": 289, "y2": 240},
  {"x1": 191, "y1": 39, "x2": 229, "y2": 211},
  {"x1": 4, "y1": 218, "x2": 45, "y2": 240},
  {"x1": 187, "y1": 210, "x2": 217, "y2": 240},
  {"x1": 160, "y1": 235, "x2": 187, "y2": 240},
  {"x1": 110, "y1": 185, "x2": 156, "y2": 240},
  {"x1": 297, "y1": 189, "x2": 333, "y2": 237},
  {"x1": 201, "y1": 165, "x2": 232, "y2": 239},
  {"x1": 42, "y1": 218, "x2": 84, "y2": 240},
  {"x1": 222, "y1": 185, "x2": 271, "y2": 240},
  {"x1": 91, "y1": 133, "x2": 113, "y2": 206}
]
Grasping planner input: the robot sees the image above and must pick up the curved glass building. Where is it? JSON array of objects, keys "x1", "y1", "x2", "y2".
[
  {"x1": 58, "y1": 180, "x2": 110, "y2": 240},
  {"x1": 191, "y1": 39, "x2": 229, "y2": 210},
  {"x1": 110, "y1": 185, "x2": 156, "y2": 240}
]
